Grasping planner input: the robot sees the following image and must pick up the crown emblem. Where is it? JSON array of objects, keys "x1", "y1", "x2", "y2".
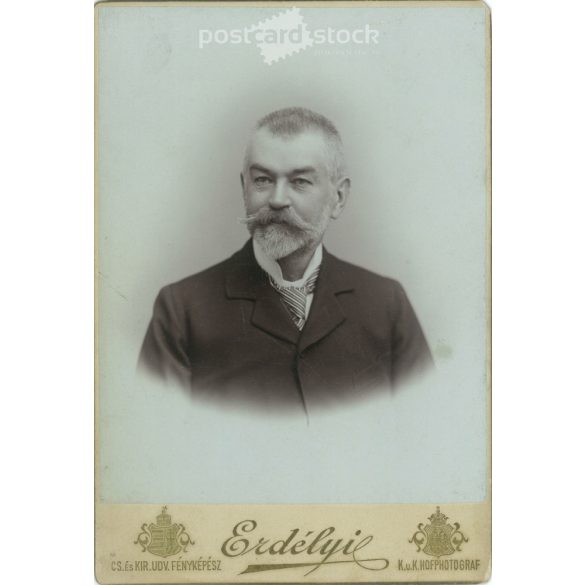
[
  {"x1": 156, "y1": 507, "x2": 172, "y2": 526},
  {"x1": 428, "y1": 507, "x2": 449, "y2": 525},
  {"x1": 134, "y1": 507, "x2": 195, "y2": 558},
  {"x1": 409, "y1": 507, "x2": 468, "y2": 558}
]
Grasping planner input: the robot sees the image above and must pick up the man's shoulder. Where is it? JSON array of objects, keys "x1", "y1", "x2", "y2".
[
  {"x1": 158, "y1": 240, "x2": 257, "y2": 301},
  {"x1": 325, "y1": 251, "x2": 404, "y2": 292}
]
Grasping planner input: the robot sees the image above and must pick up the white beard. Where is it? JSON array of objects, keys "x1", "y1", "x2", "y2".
[
  {"x1": 244, "y1": 195, "x2": 334, "y2": 261},
  {"x1": 253, "y1": 224, "x2": 310, "y2": 260}
]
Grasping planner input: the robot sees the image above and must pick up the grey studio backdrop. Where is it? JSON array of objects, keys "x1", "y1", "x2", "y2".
[{"x1": 97, "y1": 4, "x2": 488, "y2": 503}]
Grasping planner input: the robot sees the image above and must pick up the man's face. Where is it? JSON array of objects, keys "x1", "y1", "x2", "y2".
[{"x1": 241, "y1": 128, "x2": 347, "y2": 260}]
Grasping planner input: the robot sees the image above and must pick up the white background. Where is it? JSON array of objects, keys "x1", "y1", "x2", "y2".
[{"x1": 1, "y1": 0, "x2": 584, "y2": 583}]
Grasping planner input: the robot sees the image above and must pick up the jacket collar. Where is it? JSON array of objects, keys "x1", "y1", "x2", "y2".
[{"x1": 225, "y1": 239, "x2": 354, "y2": 348}]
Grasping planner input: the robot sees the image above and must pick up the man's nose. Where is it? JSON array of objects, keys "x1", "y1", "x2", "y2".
[{"x1": 268, "y1": 180, "x2": 291, "y2": 210}]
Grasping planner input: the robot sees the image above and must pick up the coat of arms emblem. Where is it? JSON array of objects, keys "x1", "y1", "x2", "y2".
[
  {"x1": 134, "y1": 506, "x2": 195, "y2": 558},
  {"x1": 409, "y1": 507, "x2": 468, "y2": 558}
]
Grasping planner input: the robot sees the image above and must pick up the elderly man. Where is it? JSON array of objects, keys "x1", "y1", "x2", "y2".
[{"x1": 139, "y1": 107, "x2": 432, "y2": 413}]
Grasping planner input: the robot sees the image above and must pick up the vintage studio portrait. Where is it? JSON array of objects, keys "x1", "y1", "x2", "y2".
[
  {"x1": 97, "y1": 1, "x2": 488, "y2": 509},
  {"x1": 138, "y1": 106, "x2": 434, "y2": 413}
]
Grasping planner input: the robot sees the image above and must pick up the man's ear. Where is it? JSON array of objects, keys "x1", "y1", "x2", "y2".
[
  {"x1": 240, "y1": 172, "x2": 245, "y2": 193},
  {"x1": 330, "y1": 177, "x2": 351, "y2": 219}
]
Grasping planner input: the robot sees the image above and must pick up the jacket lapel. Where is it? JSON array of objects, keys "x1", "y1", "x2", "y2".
[
  {"x1": 225, "y1": 240, "x2": 354, "y2": 350},
  {"x1": 225, "y1": 240, "x2": 299, "y2": 345},
  {"x1": 298, "y1": 249, "x2": 354, "y2": 353}
]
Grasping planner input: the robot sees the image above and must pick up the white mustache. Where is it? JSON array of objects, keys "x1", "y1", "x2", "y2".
[
  {"x1": 237, "y1": 208, "x2": 309, "y2": 230},
  {"x1": 237, "y1": 214, "x2": 257, "y2": 225}
]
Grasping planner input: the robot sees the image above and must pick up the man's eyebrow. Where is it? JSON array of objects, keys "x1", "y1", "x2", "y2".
[
  {"x1": 248, "y1": 164, "x2": 318, "y2": 175},
  {"x1": 249, "y1": 164, "x2": 274, "y2": 175},
  {"x1": 289, "y1": 166, "x2": 317, "y2": 175}
]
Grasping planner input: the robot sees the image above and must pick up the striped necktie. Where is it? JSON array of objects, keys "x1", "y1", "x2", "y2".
[{"x1": 269, "y1": 268, "x2": 320, "y2": 330}]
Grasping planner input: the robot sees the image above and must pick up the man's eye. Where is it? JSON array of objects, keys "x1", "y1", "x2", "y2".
[
  {"x1": 254, "y1": 176, "x2": 271, "y2": 186},
  {"x1": 292, "y1": 178, "x2": 311, "y2": 187}
]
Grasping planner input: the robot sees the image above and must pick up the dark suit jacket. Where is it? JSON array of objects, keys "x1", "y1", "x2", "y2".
[{"x1": 139, "y1": 240, "x2": 433, "y2": 412}]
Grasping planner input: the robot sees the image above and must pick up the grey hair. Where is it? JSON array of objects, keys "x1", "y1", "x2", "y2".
[{"x1": 243, "y1": 107, "x2": 347, "y2": 181}]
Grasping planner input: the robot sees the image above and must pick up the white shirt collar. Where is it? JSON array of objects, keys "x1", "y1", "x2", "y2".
[{"x1": 253, "y1": 239, "x2": 323, "y2": 288}]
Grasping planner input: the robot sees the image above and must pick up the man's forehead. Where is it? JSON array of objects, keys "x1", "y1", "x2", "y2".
[{"x1": 246, "y1": 128, "x2": 329, "y2": 172}]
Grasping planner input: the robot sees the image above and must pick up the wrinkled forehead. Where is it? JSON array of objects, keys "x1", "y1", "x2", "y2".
[{"x1": 244, "y1": 128, "x2": 331, "y2": 175}]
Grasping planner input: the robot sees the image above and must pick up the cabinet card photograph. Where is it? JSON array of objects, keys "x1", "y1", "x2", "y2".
[{"x1": 95, "y1": 1, "x2": 491, "y2": 583}]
